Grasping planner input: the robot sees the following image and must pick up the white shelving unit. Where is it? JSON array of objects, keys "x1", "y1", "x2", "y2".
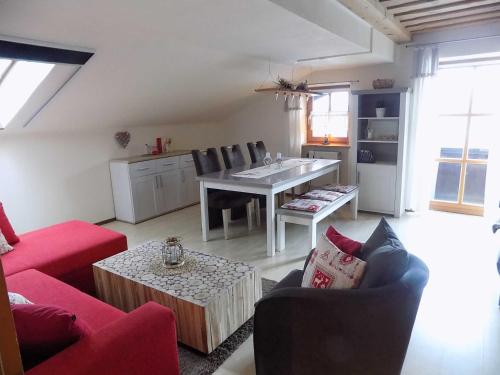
[{"x1": 351, "y1": 88, "x2": 410, "y2": 217}]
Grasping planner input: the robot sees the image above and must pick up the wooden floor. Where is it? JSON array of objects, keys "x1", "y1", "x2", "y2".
[{"x1": 105, "y1": 205, "x2": 500, "y2": 375}]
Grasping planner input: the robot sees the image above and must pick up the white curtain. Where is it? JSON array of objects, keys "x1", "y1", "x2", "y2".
[
  {"x1": 405, "y1": 46, "x2": 440, "y2": 212},
  {"x1": 287, "y1": 96, "x2": 306, "y2": 157}
]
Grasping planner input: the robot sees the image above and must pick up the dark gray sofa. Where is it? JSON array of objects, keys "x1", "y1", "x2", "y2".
[{"x1": 253, "y1": 252, "x2": 429, "y2": 375}]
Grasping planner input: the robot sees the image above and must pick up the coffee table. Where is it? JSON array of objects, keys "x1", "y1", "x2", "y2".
[{"x1": 93, "y1": 241, "x2": 262, "y2": 353}]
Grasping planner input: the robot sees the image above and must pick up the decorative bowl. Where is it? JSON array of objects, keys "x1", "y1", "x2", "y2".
[{"x1": 372, "y1": 79, "x2": 395, "y2": 89}]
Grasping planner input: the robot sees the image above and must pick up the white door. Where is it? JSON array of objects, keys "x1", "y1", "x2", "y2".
[
  {"x1": 179, "y1": 167, "x2": 199, "y2": 206},
  {"x1": 357, "y1": 163, "x2": 396, "y2": 214},
  {"x1": 157, "y1": 170, "x2": 181, "y2": 213},
  {"x1": 131, "y1": 175, "x2": 158, "y2": 222}
]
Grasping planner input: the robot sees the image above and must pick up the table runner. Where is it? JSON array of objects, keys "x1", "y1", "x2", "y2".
[{"x1": 231, "y1": 158, "x2": 314, "y2": 179}]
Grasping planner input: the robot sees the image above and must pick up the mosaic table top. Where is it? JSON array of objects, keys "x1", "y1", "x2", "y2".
[{"x1": 93, "y1": 240, "x2": 258, "y2": 307}]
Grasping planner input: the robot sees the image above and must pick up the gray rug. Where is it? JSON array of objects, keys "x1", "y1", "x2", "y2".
[{"x1": 178, "y1": 278, "x2": 276, "y2": 375}]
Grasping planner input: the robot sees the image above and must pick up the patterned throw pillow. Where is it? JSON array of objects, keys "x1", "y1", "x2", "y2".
[
  {"x1": 0, "y1": 229, "x2": 14, "y2": 255},
  {"x1": 8, "y1": 292, "x2": 33, "y2": 305},
  {"x1": 302, "y1": 234, "x2": 367, "y2": 289}
]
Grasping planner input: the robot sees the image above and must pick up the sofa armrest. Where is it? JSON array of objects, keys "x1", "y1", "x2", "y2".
[
  {"x1": 28, "y1": 302, "x2": 179, "y2": 375},
  {"x1": 254, "y1": 284, "x2": 423, "y2": 375}
]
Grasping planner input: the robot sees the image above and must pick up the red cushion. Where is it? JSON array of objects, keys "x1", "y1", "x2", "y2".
[
  {"x1": 6, "y1": 269, "x2": 125, "y2": 332},
  {"x1": 2, "y1": 220, "x2": 127, "y2": 292},
  {"x1": 325, "y1": 226, "x2": 362, "y2": 255},
  {"x1": 0, "y1": 202, "x2": 19, "y2": 245},
  {"x1": 12, "y1": 304, "x2": 90, "y2": 370}
]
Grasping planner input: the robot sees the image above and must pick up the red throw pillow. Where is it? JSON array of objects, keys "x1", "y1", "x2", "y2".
[
  {"x1": 325, "y1": 226, "x2": 362, "y2": 255},
  {"x1": 11, "y1": 304, "x2": 90, "y2": 370},
  {"x1": 0, "y1": 202, "x2": 19, "y2": 245}
]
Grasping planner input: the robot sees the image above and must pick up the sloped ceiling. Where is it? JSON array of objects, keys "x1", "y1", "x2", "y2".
[{"x1": 0, "y1": 0, "x2": 395, "y2": 131}]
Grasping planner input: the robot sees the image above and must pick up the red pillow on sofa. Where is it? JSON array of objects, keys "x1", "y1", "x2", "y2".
[
  {"x1": 11, "y1": 304, "x2": 90, "y2": 369},
  {"x1": 0, "y1": 202, "x2": 19, "y2": 245},
  {"x1": 325, "y1": 226, "x2": 362, "y2": 255}
]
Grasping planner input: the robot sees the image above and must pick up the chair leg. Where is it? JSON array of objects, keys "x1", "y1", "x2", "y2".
[
  {"x1": 254, "y1": 198, "x2": 261, "y2": 227},
  {"x1": 277, "y1": 215, "x2": 285, "y2": 251},
  {"x1": 291, "y1": 187, "x2": 296, "y2": 199},
  {"x1": 308, "y1": 223, "x2": 317, "y2": 250},
  {"x1": 246, "y1": 201, "x2": 254, "y2": 231},
  {"x1": 222, "y1": 208, "x2": 231, "y2": 240}
]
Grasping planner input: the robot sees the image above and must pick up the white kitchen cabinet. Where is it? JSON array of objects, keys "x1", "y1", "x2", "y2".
[
  {"x1": 157, "y1": 169, "x2": 181, "y2": 213},
  {"x1": 179, "y1": 166, "x2": 199, "y2": 207},
  {"x1": 110, "y1": 152, "x2": 199, "y2": 224},
  {"x1": 131, "y1": 175, "x2": 159, "y2": 222},
  {"x1": 357, "y1": 163, "x2": 396, "y2": 214}
]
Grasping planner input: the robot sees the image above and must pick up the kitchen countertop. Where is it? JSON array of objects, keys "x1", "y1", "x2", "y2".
[{"x1": 110, "y1": 150, "x2": 191, "y2": 164}]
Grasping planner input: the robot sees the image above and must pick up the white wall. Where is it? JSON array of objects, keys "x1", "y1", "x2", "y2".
[
  {"x1": 0, "y1": 123, "x2": 228, "y2": 233},
  {"x1": 222, "y1": 94, "x2": 306, "y2": 160}
]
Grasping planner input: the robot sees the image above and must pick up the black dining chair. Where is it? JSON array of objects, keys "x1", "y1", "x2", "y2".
[
  {"x1": 192, "y1": 148, "x2": 254, "y2": 239},
  {"x1": 247, "y1": 141, "x2": 267, "y2": 163},
  {"x1": 221, "y1": 144, "x2": 262, "y2": 226},
  {"x1": 246, "y1": 141, "x2": 295, "y2": 200}
]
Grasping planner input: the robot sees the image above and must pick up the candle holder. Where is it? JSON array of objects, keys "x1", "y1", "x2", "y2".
[{"x1": 161, "y1": 236, "x2": 185, "y2": 268}]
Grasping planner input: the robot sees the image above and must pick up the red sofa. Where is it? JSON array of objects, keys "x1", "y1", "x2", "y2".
[
  {"x1": 2, "y1": 220, "x2": 127, "y2": 294},
  {"x1": 7, "y1": 269, "x2": 180, "y2": 375}
]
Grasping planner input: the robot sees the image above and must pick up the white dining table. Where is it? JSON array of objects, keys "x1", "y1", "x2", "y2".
[{"x1": 196, "y1": 158, "x2": 341, "y2": 256}]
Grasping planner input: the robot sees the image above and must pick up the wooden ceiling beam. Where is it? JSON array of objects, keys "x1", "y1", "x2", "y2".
[
  {"x1": 396, "y1": 0, "x2": 500, "y2": 20},
  {"x1": 338, "y1": 0, "x2": 411, "y2": 42},
  {"x1": 385, "y1": 0, "x2": 466, "y2": 14},
  {"x1": 400, "y1": 3, "x2": 500, "y2": 25},
  {"x1": 407, "y1": 10, "x2": 500, "y2": 31},
  {"x1": 380, "y1": 0, "x2": 418, "y2": 7}
]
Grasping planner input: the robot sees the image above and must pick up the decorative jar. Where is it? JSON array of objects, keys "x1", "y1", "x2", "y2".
[{"x1": 161, "y1": 236, "x2": 185, "y2": 268}]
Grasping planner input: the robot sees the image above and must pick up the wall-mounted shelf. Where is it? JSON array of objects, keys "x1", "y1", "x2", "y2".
[
  {"x1": 358, "y1": 139, "x2": 398, "y2": 144},
  {"x1": 358, "y1": 117, "x2": 399, "y2": 120}
]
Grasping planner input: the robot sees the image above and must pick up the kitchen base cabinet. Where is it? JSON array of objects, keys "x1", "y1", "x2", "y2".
[
  {"x1": 110, "y1": 153, "x2": 199, "y2": 224},
  {"x1": 357, "y1": 163, "x2": 396, "y2": 215}
]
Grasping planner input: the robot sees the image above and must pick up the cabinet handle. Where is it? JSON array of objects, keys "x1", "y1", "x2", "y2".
[
  {"x1": 162, "y1": 163, "x2": 176, "y2": 167},
  {"x1": 357, "y1": 171, "x2": 360, "y2": 184},
  {"x1": 155, "y1": 176, "x2": 159, "y2": 189},
  {"x1": 160, "y1": 176, "x2": 164, "y2": 188},
  {"x1": 137, "y1": 167, "x2": 150, "y2": 171}
]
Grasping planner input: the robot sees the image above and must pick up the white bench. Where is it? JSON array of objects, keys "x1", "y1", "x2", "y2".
[{"x1": 276, "y1": 188, "x2": 358, "y2": 251}]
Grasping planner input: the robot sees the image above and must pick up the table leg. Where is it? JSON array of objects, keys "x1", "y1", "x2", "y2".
[
  {"x1": 266, "y1": 193, "x2": 276, "y2": 257},
  {"x1": 200, "y1": 181, "x2": 209, "y2": 241},
  {"x1": 336, "y1": 166, "x2": 340, "y2": 185},
  {"x1": 351, "y1": 193, "x2": 358, "y2": 220}
]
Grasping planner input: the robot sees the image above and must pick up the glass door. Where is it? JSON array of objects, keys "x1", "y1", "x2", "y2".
[{"x1": 429, "y1": 64, "x2": 498, "y2": 216}]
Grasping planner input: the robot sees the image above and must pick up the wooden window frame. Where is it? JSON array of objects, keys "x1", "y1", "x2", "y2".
[{"x1": 306, "y1": 90, "x2": 350, "y2": 145}]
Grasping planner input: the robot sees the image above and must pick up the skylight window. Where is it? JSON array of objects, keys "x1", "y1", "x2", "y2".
[
  {"x1": 0, "y1": 39, "x2": 93, "y2": 130},
  {"x1": 0, "y1": 59, "x2": 54, "y2": 128}
]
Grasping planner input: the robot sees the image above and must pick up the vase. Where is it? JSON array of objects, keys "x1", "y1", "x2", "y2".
[
  {"x1": 263, "y1": 152, "x2": 272, "y2": 167},
  {"x1": 375, "y1": 108, "x2": 386, "y2": 118}
]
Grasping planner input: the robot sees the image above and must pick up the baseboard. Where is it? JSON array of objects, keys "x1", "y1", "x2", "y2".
[{"x1": 95, "y1": 218, "x2": 116, "y2": 226}]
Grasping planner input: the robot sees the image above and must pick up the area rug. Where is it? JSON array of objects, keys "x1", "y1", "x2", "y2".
[{"x1": 178, "y1": 278, "x2": 277, "y2": 375}]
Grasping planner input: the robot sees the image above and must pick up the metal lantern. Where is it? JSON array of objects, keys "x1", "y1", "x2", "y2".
[{"x1": 161, "y1": 236, "x2": 185, "y2": 268}]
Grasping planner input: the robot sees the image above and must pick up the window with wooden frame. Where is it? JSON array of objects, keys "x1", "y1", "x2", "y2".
[{"x1": 307, "y1": 90, "x2": 350, "y2": 144}]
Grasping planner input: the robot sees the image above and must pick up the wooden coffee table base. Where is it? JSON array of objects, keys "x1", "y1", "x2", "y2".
[{"x1": 93, "y1": 266, "x2": 261, "y2": 353}]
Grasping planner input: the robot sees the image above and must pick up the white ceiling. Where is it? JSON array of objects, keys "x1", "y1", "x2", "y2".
[{"x1": 0, "y1": 0, "x2": 395, "y2": 131}]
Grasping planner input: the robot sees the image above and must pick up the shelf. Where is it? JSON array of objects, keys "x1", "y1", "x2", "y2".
[
  {"x1": 357, "y1": 161, "x2": 397, "y2": 166},
  {"x1": 358, "y1": 139, "x2": 398, "y2": 144},
  {"x1": 358, "y1": 117, "x2": 399, "y2": 120}
]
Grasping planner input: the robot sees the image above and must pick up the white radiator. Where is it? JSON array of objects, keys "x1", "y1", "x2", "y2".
[
  {"x1": 308, "y1": 150, "x2": 341, "y2": 187},
  {"x1": 308, "y1": 150, "x2": 340, "y2": 160}
]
